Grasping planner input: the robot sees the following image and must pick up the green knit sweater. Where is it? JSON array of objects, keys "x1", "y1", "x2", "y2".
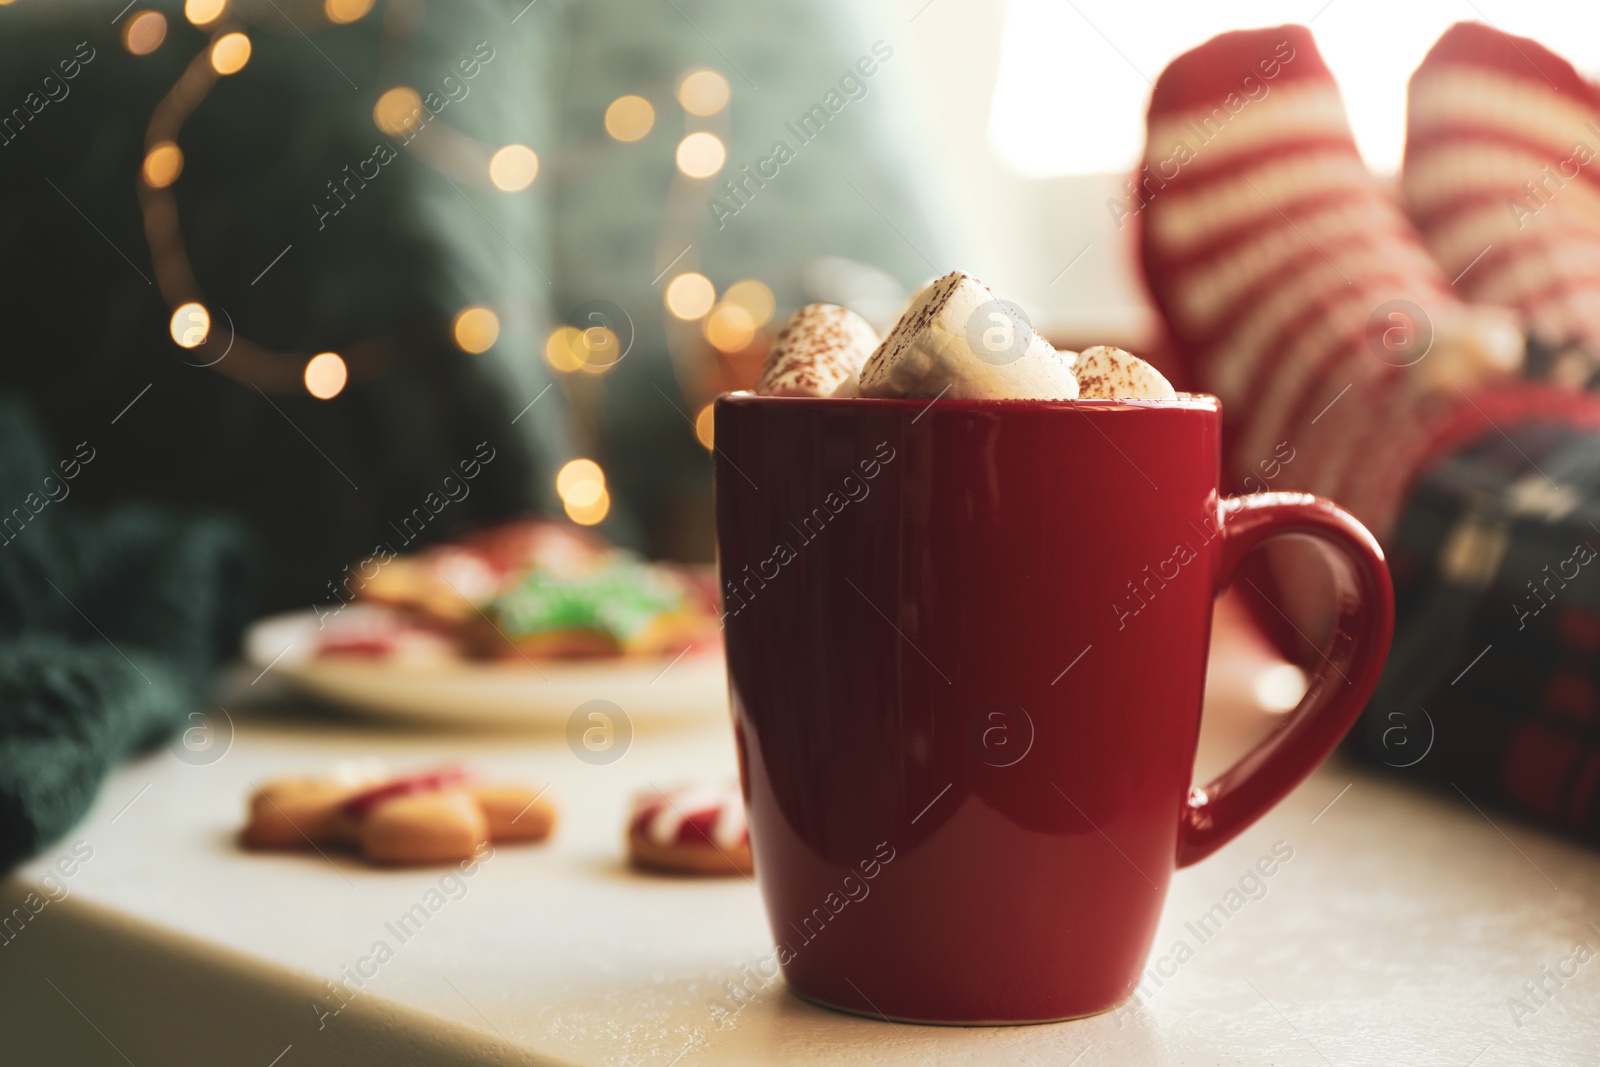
[{"x1": 0, "y1": 397, "x2": 254, "y2": 870}]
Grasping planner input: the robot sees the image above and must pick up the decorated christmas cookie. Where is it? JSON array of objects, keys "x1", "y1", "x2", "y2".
[
  {"x1": 627, "y1": 782, "x2": 752, "y2": 876},
  {"x1": 485, "y1": 554, "x2": 711, "y2": 659},
  {"x1": 241, "y1": 766, "x2": 555, "y2": 867}
]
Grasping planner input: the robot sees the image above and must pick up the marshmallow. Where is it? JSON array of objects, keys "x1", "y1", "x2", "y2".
[
  {"x1": 1071, "y1": 346, "x2": 1178, "y2": 399},
  {"x1": 830, "y1": 375, "x2": 861, "y2": 398},
  {"x1": 881, "y1": 276, "x2": 938, "y2": 337},
  {"x1": 857, "y1": 272, "x2": 1079, "y2": 400},
  {"x1": 756, "y1": 303, "x2": 879, "y2": 397}
]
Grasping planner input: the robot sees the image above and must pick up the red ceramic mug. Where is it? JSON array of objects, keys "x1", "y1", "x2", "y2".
[{"x1": 713, "y1": 393, "x2": 1393, "y2": 1025}]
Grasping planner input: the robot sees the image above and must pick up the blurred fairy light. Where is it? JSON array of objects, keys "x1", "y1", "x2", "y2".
[
  {"x1": 142, "y1": 142, "x2": 184, "y2": 189},
  {"x1": 123, "y1": 12, "x2": 168, "y2": 56},
  {"x1": 604, "y1": 95, "x2": 655, "y2": 142},
  {"x1": 557, "y1": 459, "x2": 610, "y2": 525},
  {"x1": 694, "y1": 404, "x2": 715, "y2": 450},
  {"x1": 675, "y1": 132, "x2": 726, "y2": 179},
  {"x1": 703, "y1": 303, "x2": 756, "y2": 353},
  {"x1": 578, "y1": 327, "x2": 620, "y2": 375},
  {"x1": 678, "y1": 70, "x2": 730, "y2": 116},
  {"x1": 557, "y1": 459, "x2": 605, "y2": 505},
  {"x1": 489, "y1": 144, "x2": 539, "y2": 191},
  {"x1": 453, "y1": 307, "x2": 500, "y2": 353},
  {"x1": 170, "y1": 303, "x2": 210, "y2": 348},
  {"x1": 210, "y1": 32, "x2": 252, "y2": 76},
  {"x1": 544, "y1": 326, "x2": 585, "y2": 373},
  {"x1": 324, "y1": 0, "x2": 374, "y2": 24},
  {"x1": 1253, "y1": 663, "x2": 1307, "y2": 713},
  {"x1": 304, "y1": 352, "x2": 348, "y2": 399},
  {"x1": 545, "y1": 324, "x2": 622, "y2": 374},
  {"x1": 565, "y1": 486, "x2": 610, "y2": 525},
  {"x1": 664, "y1": 273, "x2": 715, "y2": 320},
  {"x1": 722, "y1": 280, "x2": 775, "y2": 329},
  {"x1": 184, "y1": 0, "x2": 227, "y2": 26},
  {"x1": 373, "y1": 87, "x2": 423, "y2": 135}
]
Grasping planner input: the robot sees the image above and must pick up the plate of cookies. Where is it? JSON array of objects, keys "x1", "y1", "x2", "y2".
[{"x1": 244, "y1": 518, "x2": 727, "y2": 728}]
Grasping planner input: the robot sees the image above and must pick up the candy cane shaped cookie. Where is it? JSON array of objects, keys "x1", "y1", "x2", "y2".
[{"x1": 627, "y1": 782, "x2": 752, "y2": 876}]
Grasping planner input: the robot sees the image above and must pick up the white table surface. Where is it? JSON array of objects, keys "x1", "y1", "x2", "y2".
[{"x1": 5, "y1": 647, "x2": 1600, "y2": 1067}]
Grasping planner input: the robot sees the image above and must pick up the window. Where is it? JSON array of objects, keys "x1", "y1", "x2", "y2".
[{"x1": 988, "y1": 0, "x2": 1600, "y2": 177}]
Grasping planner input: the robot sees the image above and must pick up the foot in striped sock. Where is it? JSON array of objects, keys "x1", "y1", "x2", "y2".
[
  {"x1": 1139, "y1": 24, "x2": 1540, "y2": 539},
  {"x1": 1142, "y1": 24, "x2": 1600, "y2": 845},
  {"x1": 1404, "y1": 21, "x2": 1600, "y2": 390}
]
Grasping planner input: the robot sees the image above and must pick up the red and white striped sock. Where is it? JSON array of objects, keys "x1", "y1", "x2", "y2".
[
  {"x1": 1137, "y1": 24, "x2": 1583, "y2": 538},
  {"x1": 1403, "y1": 21, "x2": 1600, "y2": 388}
]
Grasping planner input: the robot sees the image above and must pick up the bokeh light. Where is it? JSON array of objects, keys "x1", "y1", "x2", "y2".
[
  {"x1": 675, "y1": 132, "x2": 726, "y2": 179},
  {"x1": 544, "y1": 326, "x2": 584, "y2": 373},
  {"x1": 124, "y1": 12, "x2": 168, "y2": 56},
  {"x1": 564, "y1": 486, "x2": 610, "y2": 526},
  {"x1": 488, "y1": 144, "x2": 539, "y2": 191},
  {"x1": 184, "y1": 0, "x2": 227, "y2": 25},
  {"x1": 556, "y1": 460, "x2": 607, "y2": 522},
  {"x1": 723, "y1": 280, "x2": 775, "y2": 329},
  {"x1": 453, "y1": 307, "x2": 500, "y2": 354},
  {"x1": 604, "y1": 95, "x2": 655, "y2": 142},
  {"x1": 578, "y1": 327, "x2": 619, "y2": 375},
  {"x1": 704, "y1": 303, "x2": 756, "y2": 352},
  {"x1": 664, "y1": 273, "x2": 715, "y2": 320},
  {"x1": 324, "y1": 0, "x2": 374, "y2": 23},
  {"x1": 142, "y1": 142, "x2": 184, "y2": 189},
  {"x1": 210, "y1": 32, "x2": 252, "y2": 75},
  {"x1": 304, "y1": 352, "x2": 348, "y2": 400},
  {"x1": 373, "y1": 87, "x2": 423, "y2": 135},
  {"x1": 678, "y1": 70, "x2": 730, "y2": 116},
  {"x1": 170, "y1": 303, "x2": 210, "y2": 348},
  {"x1": 694, "y1": 404, "x2": 715, "y2": 450}
]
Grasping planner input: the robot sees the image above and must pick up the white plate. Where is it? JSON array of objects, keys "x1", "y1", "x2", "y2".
[{"x1": 244, "y1": 611, "x2": 729, "y2": 729}]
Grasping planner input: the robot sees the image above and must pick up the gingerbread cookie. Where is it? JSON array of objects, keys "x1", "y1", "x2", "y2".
[
  {"x1": 359, "y1": 788, "x2": 488, "y2": 867},
  {"x1": 628, "y1": 782, "x2": 752, "y2": 876},
  {"x1": 242, "y1": 767, "x2": 555, "y2": 867}
]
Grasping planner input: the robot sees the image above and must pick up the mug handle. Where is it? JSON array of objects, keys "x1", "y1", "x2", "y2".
[{"x1": 1177, "y1": 492, "x2": 1394, "y2": 868}]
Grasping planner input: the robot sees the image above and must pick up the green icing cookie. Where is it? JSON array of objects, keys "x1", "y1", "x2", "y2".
[{"x1": 492, "y1": 555, "x2": 688, "y2": 640}]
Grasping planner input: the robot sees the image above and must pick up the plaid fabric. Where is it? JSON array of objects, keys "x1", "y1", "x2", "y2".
[{"x1": 1361, "y1": 420, "x2": 1600, "y2": 838}]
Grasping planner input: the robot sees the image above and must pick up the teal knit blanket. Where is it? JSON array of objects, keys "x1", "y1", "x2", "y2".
[{"x1": 0, "y1": 397, "x2": 253, "y2": 871}]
